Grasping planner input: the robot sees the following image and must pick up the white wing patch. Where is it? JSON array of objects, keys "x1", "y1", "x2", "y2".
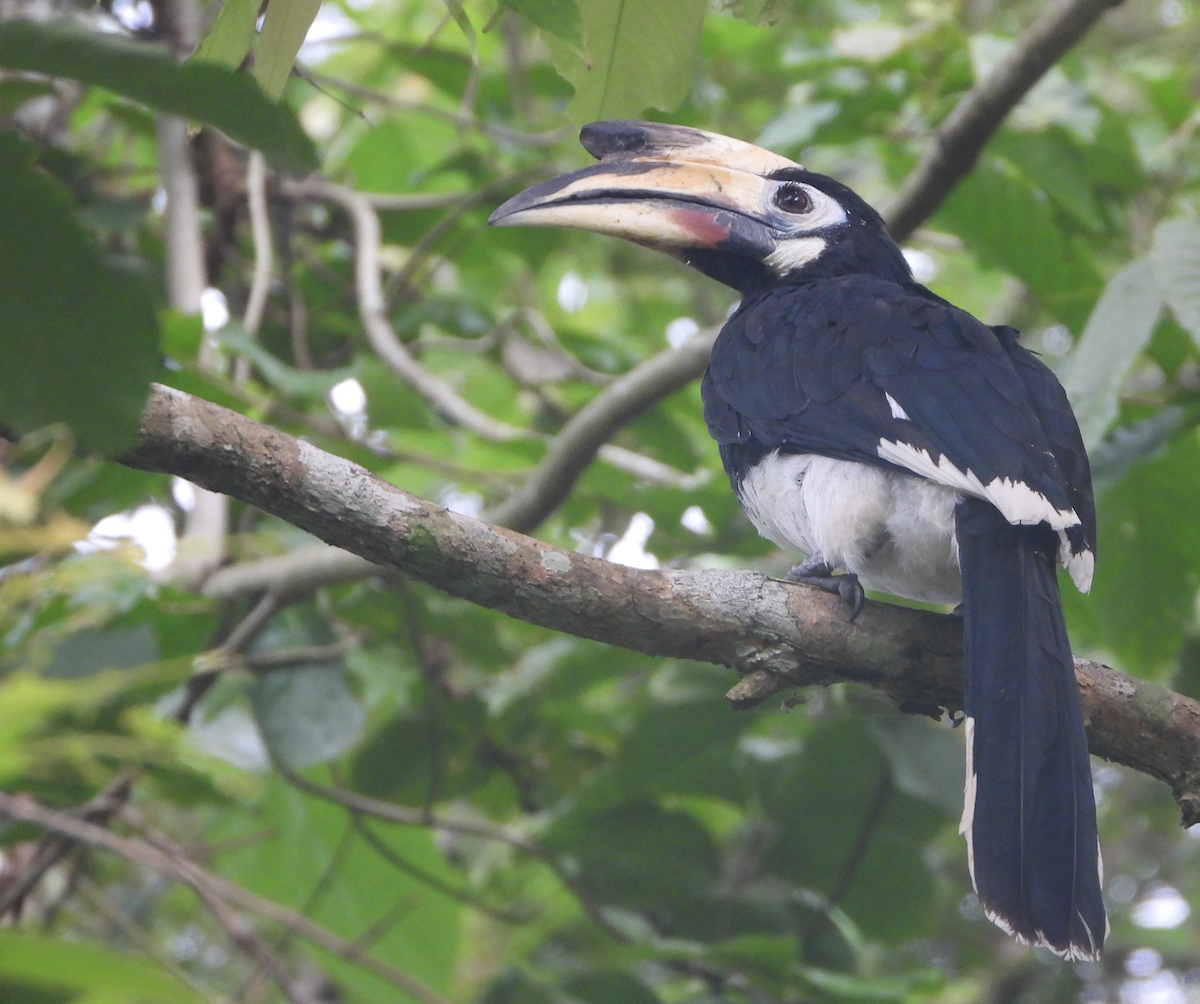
[
  {"x1": 1060, "y1": 536, "x2": 1095, "y2": 593},
  {"x1": 885, "y1": 392, "x2": 910, "y2": 421},
  {"x1": 877, "y1": 439, "x2": 1080, "y2": 531}
]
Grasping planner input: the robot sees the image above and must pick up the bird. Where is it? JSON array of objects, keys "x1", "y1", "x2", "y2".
[{"x1": 488, "y1": 120, "x2": 1106, "y2": 959}]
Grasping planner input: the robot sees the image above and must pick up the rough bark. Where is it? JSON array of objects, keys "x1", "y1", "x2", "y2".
[{"x1": 123, "y1": 384, "x2": 1200, "y2": 825}]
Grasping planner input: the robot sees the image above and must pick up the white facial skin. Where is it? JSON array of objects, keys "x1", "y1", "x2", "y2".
[{"x1": 762, "y1": 181, "x2": 848, "y2": 276}]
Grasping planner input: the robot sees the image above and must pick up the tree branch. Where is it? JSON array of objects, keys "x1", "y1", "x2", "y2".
[
  {"x1": 234, "y1": 150, "x2": 272, "y2": 385},
  {"x1": 485, "y1": 326, "x2": 718, "y2": 531},
  {"x1": 202, "y1": 543, "x2": 381, "y2": 602},
  {"x1": 301, "y1": 178, "x2": 534, "y2": 443},
  {"x1": 0, "y1": 790, "x2": 455, "y2": 1004},
  {"x1": 276, "y1": 767, "x2": 631, "y2": 941},
  {"x1": 885, "y1": 0, "x2": 1124, "y2": 243},
  {"x1": 123, "y1": 384, "x2": 1200, "y2": 825}
]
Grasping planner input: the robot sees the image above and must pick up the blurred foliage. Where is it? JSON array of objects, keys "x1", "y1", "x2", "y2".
[{"x1": 1, "y1": 0, "x2": 1200, "y2": 1002}]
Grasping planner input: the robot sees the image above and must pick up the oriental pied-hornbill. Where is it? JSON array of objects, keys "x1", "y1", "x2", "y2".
[{"x1": 489, "y1": 120, "x2": 1105, "y2": 959}]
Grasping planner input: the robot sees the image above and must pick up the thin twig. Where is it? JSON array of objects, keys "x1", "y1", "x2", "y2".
[
  {"x1": 380, "y1": 184, "x2": 506, "y2": 301},
  {"x1": 799, "y1": 771, "x2": 892, "y2": 947},
  {"x1": 235, "y1": 821, "x2": 356, "y2": 1003},
  {"x1": 223, "y1": 592, "x2": 281, "y2": 651},
  {"x1": 193, "y1": 882, "x2": 306, "y2": 1004},
  {"x1": 300, "y1": 178, "x2": 533, "y2": 442},
  {"x1": 395, "y1": 583, "x2": 448, "y2": 810},
  {"x1": 76, "y1": 876, "x2": 231, "y2": 1004},
  {"x1": 0, "y1": 772, "x2": 133, "y2": 919},
  {"x1": 235, "y1": 150, "x2": 272, "y2": 384},
  {"x1": 0, "y1": 791, "x2": 457, "y2": 1004},
  {"x1": 244, "y1": 643, "x2": 349, "y2": 669},
  {"x1": 202, "y1": 545, "x2": 383, "y2": 603},
  {"x1": 886, "y1": 0, "x2": 1125, "y2": 242},
  {"x1": 276, "y1": 766, "x2": 631, "y2": 941},
  {"x1": 348, "y1": 812, "x2": 531, "y2": 924},
  {"x1": 176, "y1": 593, "x2": 280, "y2": 724},
  {"x1": 278, "y1": 764, "x2": 541, "y2": 849},
  {"x1": 191, "y1": 643, "x2": 352, "y2": 677},
  {"x1": 484, "y1": 327, "x2": 719, "y2": 531}
]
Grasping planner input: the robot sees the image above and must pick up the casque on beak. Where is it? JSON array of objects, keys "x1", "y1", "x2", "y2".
[{"x1": 488, "y1": 121, "x2": 803, "y2": 261}]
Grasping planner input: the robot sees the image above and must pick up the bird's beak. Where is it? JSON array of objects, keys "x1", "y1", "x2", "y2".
[{"x1": 488, "y1": 120, "x2": 800, "y2": 259}]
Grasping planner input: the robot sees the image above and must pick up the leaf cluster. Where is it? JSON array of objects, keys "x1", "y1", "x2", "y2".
[{"x1": 1, "y1": 0, "x2": 1200, "y2": 1002}]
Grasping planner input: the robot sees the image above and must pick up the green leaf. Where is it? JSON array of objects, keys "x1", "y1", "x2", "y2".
[
  {"x1": 376, "y1": 41, "x2": 473, "y2": 97},
  {"x1": 935, "y1": 155, "x2": 1104, "y2": 331},
  {"x1": 442, "y1": 0, "x2": 478, "y2": 60},
  {"x1": 0, "y1": 130, "x2": 159, "y2": 455},
  {"x1": 247, "y1": 608, "x2": 365, "y2": 768},
  {"x1": 503, "y1": 0, "x2": 584, "y2": 48},
  {"x1": 1065, "y1": 429, "x2": 1200, "y2": 677},
  {"x1": 566, "y1": 971, "x2": 661, "y2": 1004},
  {"x1": 869, "y1": 714, "x2": 964, "y2": 817},
  {"x1": 192, "y1": 0, "x2": 260, "y2": 69},
  {"x1": 758, "y1": 717, "x2": 945, "y2": 945},
  {"x1": 254, "y1": 0, "x2": 324, "y2": 100},
  {"x1": 481, "y1": 968, "x2": 557, "y2": 1004},
  {"x1": 795, "y1": 965, "x2": 915, "y2": 1001},
  {"x1": 217, "y1": 323, "x2": 354, "y2": 400},
  {"x1": 251, "y1": 663, "x2": 366, "y2": 767},
  {"x1": 610, "y1": 695, "x2": 746, "y2": 803},
  {"x1": 1151, "y1": 218, "x2": 1200, "y2": 344},
  {"x1": 160, "y1": 309, "x2": 205, "y2": 362},
  {"x1": 0, "y1": 932, "x2": 205, "y2": 1004},
  {"x1": 46, "y1": 624, "x2": 158, "y2": 678},
  {"x1": 1089, "y1": 407, "x2": 1191, "y2": 494},
  {"x1": 350, "y1": 696, "x2": 493, "y2": 803},
  {"x1": 1083, "y1": 105, "x2": 1143, "y2": 195},
  {"x1": 990, "y1": 129, "x2": 1104, "y2": 233},
  {"x1": 215, "y1": 777, "x2": 461, "y2": 1001},
  {"x1": 545, "y1": 800, "x2": 721, "y2": 937},
  {"x1": 545, "y1": 0, "x2": 708, "y2": 123},
  {"x1": 0, "y1": 19, "x2": 316, "y2": 173},
  {"x1": 0, "y1": 78, "x2": 54, "y2": 115},
  {"x1": 1058, "y1": 257, "x2": 1162, "y2": 450}
]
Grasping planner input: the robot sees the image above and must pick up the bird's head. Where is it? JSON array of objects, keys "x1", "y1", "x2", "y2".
[{"x1": 489, "y1": 120, "x2": 910, "y2": 297}]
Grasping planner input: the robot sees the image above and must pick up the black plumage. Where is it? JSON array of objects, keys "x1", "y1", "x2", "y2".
[{"x1": 489, "y1": 119, "x2": 1106, "y2": 958}]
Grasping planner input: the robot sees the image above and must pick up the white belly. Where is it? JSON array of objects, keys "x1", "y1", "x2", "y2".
[{"x1": 737, "y1": 451, "x2": 963, "y2": 605}]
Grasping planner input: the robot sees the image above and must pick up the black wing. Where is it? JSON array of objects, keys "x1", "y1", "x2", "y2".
[{"x1": 702, "y1": 276, "x2": 1093, "y2": 584}]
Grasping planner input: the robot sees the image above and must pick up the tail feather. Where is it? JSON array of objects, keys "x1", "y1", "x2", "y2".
[{"x1": 955, "y1": 498, "x2": 1106, "y2": 959}]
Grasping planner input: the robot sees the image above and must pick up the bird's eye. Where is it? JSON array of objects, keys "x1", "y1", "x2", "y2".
[{"x1": 774, "y1": 185, "x2": 813, "y2": 214}]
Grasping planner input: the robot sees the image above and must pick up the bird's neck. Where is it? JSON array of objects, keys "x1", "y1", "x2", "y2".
[
  {"x1": 680, "y1": 229, "x2": 912, "y2": 297},
  {"x1": 790, "y1": 228, "x2": 912, "y2": 285}
]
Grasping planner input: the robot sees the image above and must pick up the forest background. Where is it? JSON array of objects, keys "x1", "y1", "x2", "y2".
[{"x1": 1, "y1": 0, "x2": 1200, "y2": 1001}]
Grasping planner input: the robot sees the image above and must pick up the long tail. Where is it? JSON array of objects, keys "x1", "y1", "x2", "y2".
[{"x1": 955, "y1": 497, "x2": 1106, "y2": 959}]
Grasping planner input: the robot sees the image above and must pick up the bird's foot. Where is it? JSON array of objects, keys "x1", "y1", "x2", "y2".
[{"x1": 786, "y1": 556, "x2": 865, "y2": 621}]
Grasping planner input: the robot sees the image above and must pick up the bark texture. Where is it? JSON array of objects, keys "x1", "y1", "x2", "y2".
[{"x1": 123, "y1": 384, "x2": 1200, "y2": 825}]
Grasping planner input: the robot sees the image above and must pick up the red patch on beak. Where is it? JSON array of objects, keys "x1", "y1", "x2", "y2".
[{"x1": 668, "y1": 208, "x2": 731, "y2": 247}]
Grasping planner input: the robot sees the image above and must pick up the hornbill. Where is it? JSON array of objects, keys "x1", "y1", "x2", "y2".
[{"x1": 489, "y1": 120, "x2": 1105, "y2": 958}]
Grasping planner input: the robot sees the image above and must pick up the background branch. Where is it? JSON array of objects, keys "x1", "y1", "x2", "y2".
[
  {"x1": 485, "y1": 327, "x2": 718, "y2": 531},
  {"x1": 0, "y1": 791, "x2": 456, "y2": 1004},
  {"x1": 122, "y1": 384, "x2": 1200, "y2": 825},
  {"x1": 885, "y1": 0, "x2": 1124, "y2": 242},
  {"x1": 306, "y1": 179, "x2": 534, "y2": 442}
]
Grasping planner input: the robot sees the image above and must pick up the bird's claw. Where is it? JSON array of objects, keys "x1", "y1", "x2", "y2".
[{"x1": 786, "y1": 559, "x2": 865, "y2": 622}]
